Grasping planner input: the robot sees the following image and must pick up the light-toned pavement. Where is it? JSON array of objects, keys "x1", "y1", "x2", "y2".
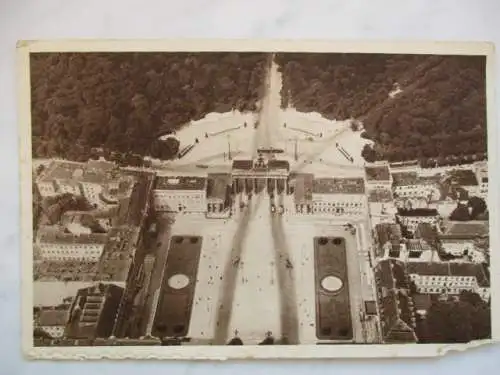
[
  {"x1": 212, "y1": 194, "x2": 264, "y2": 344},
  {"x1": 270, "y1": 194, "x2": 300, "y2": 344}
]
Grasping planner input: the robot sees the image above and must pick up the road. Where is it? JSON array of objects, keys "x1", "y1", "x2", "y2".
[
  {"x1": 213, "y1": 194, "x2": 264, "y2": 344},
  {"x1": 270, "y1": 193, "x2": 300, "y2": 344},
  {"x1": 213, "y1": 53, "x2": 279, "y2": 344},
  {"x1": 256, "y1": 53, "x2": 282, "y2": 151}
]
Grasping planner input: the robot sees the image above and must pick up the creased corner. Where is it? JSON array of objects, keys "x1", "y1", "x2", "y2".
[{"x1": 436, "y1": 339, "x2": 496, "y2": 357}]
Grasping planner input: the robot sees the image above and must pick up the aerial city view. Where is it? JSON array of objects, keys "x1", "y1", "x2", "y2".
[{"x1": 30, "y1": 51, "x2": 491, "y2": 347}]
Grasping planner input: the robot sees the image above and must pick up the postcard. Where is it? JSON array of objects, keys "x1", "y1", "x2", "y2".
[{"x1": 18, "y1": 39, "x2": 497, "y2": 359}]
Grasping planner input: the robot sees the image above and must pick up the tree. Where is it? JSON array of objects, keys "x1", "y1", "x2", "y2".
[
  {"x1": 150, "y1": 137, "x2": 180, "y2": 160},
  {"x1": 227, "y1": 337, "x2": 244, "y2": 345},
  {"x1": 30, "y1": 52, "x2": 268, "y2": 161},
  {"x1": 449, "y1": 204, "x2": 471, "y2": 221},
  {"x1": 459, "y1": 291, "x2": 483, "y2": 307},
  {"x1": 276, "y1": 53, "x2": 486, "y2": 162},
  {"x1": 468, "y1": 196, "x2": 487, "y2": 219},
  {"x1": 361, "y1": 144, "x2": 377, "y2": 162},
  {"x1": 422, "y1": 298, "x2": 490, "y2": 343}
]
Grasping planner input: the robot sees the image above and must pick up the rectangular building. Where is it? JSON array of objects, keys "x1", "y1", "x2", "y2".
[
  {"x1": 392, "y1": 172, "x2": 441, "y2": 202},
  {"x1": 374, "y1": 259, "x2": 417, "y2": 343},
  {"x1": 36, "y1": 229, "x2": 108, "y2": 262},
  {"x1": 474, "y1": 161, "x2": 488, "y2": 199},
  {"x1": 206, "y1": 173, "x2": 232, "y2": 217},
  {"x1": 36, "y1": 160, "x2": 129, "y2": 209},
  {"x1": 290, "y1": 173, "x2": 314, "y2": 214},
  {"x1": 35, "y1": 307, "x2": 71, "y2": 339},
  {"x1": 406, "y1": 262, "x2": 490, "y2": 301},
  {"x1": 447, "y1": 169, "x2": 479, "y2": 196},
  {"x1": 153, "y1": 176, "x2": 207, "y2": 213},
  {"x1": 312, "y1": 177, "x2": 366, "y2": 216},
  {"x1": 396, "y1": 208, "x2": 439, "y2": 234}
]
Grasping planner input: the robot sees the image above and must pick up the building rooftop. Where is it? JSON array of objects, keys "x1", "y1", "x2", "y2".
[
  {"x1": 124, "y1": 174, "x2": 155, "y2": 227},
  {"x1": 365, "y1": 165, "x2": 391, "y2": 181},
  {"x1": 397, "y1": 208, "x2": 438, "y2": 217},
  {"x1": 37, "y1": 230, "x2": 108, "y2": 246},
  {"x1": 38, "y1": 160, "x2": 85, "y2": 182},
  {"x1": 38, "y1": 160, "x2": 121, "y2": 185},
  {"x1": 375, "y1": 259, "x2": 409, "y2": 290},
  {"x1": 96, "y1": 228, "x2": 136, "y2": 282},
  {"x1": 65, "y1": 283, "x2": 124, "y2": 340},
  {"x1": 34, "y1": 260, "x2": 99, "y2": 282},
  {"x1": 443, "y1": 221, "x2": 489, "y2": 238},
  {"x1": 374, "y1": 259, "x2": 416, "y2": 342},
  {"x1": 206, "y1": 173, "x2": 231, "y2": 201},
  {"x1": 375, "y1": 223, "x2": 402, "y2": 245},
  {"x1": 448, "y1": 169, "x2": 479, "y2": 186},
  {"x1": 37, "y1": 308, "x2": 70, "y2": 327},
  {"x1": 154, "y1": 176, "x2": 206, "y2": 191},
  {"x1": 406, "y1": 262, "x2": 490, "y2": 287},
  {"x1": 291, "y1": 173, "x2": 314, "y2": 204},
  {"x1": 391, "y1": 172, "x2": 418, "y2": 187},
  {"x1": 312, "y1": 177, "x2": 365, "y2": 195},
  {"x1": 414, "y1": 223, "x2": 438, "y2": 244},
  {"x1": 232, "y1": 159, "x2": 253, "y2": 170},
  {"x1": 407, "y1": 239, "x2": 431, "y2": 252},
  {"x1": 268, "y1": 159, "x2": 290, "y2": 171},
  {"x1": 368, "y1": 188, "x2": 393, "y2": 203},
  {"x1": 392, "y1": 172, "x2": 442, "y2": 187},
  {"x1": 413, "y1": 294, "x2": 433, "y2": 312}
]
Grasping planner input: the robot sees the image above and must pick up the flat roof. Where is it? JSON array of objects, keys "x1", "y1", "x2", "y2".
[
  {"x1": 38, "y1": 160, "x2": 85, "y2": 182},
  {"x1": 397, "y1": 208, "x2": 438, "y2": 217},
  {"x1": 312, "y1": 177, "x2": 365, "y2": 194},
  {"x1": 368, "y1": 188, "x2": 393, "y2": 203},
  {"x1": 365, "y1": 165, "x2": 391, "y2": 181},
  {"x1": 96, "y1": 228, "x2": 136, "y2": 282},
  {"x1": 413, "y1": 294, "x2": 433, "y2": 311},
  {"x1": 37, "y1": 308, "x2": 70, "y2": 327},
  {"x1": 444, "y1": 221, "x2": 489, "y2": 238},
  {"x1": 154, "y1": 176, "x2": 206, "y2": 190},
  {"x1": 291, "y1": 173, "x2": 314, "y2": 203},
  {"x1": 232, "y1": 159, "x2": 253, "y2": 170},
  {"x1": 65, "y1": 283, "x2": 123, "y2": 339},
  {"x1": 391, "y1": 172, "x2": 417, "y2": 186},
  {"x1": 206, "y1": 173, "x2": 231, "y2": 201},
  {"x1": 34, "y1": 260, "x2": 99, "y2": 282},
  {"x1": 406, "y1": 262, "x2": 490, "y2": 286},
  {"x1": 38, "y1": 160, "x2": 121, "y2": 185}
]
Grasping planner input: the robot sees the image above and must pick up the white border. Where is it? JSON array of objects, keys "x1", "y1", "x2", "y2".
[{"x1": 18, "y1": 39, "x2": 498, "y2": 360}]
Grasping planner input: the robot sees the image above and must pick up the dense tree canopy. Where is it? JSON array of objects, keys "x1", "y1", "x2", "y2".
[
  {"x1": 276, "y1": 53, "x2": 487, "y2": 162},
  {"x1": 150, "y1": 137, "x2": 181, "y2": 160},
  {"x1": 449, "y1": 196, "x2": 488, "y2": 221},
  {"x1": 419, "y1": 292, "x2": 490, "y2": 343},
  {"x1": 31, "y1": 52, "x2": 268, "y2": 160}
]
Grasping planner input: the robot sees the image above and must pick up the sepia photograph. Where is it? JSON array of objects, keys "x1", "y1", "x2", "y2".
[{"x1": 18, "y1": 40, "x2": 497, "y2": 359}]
